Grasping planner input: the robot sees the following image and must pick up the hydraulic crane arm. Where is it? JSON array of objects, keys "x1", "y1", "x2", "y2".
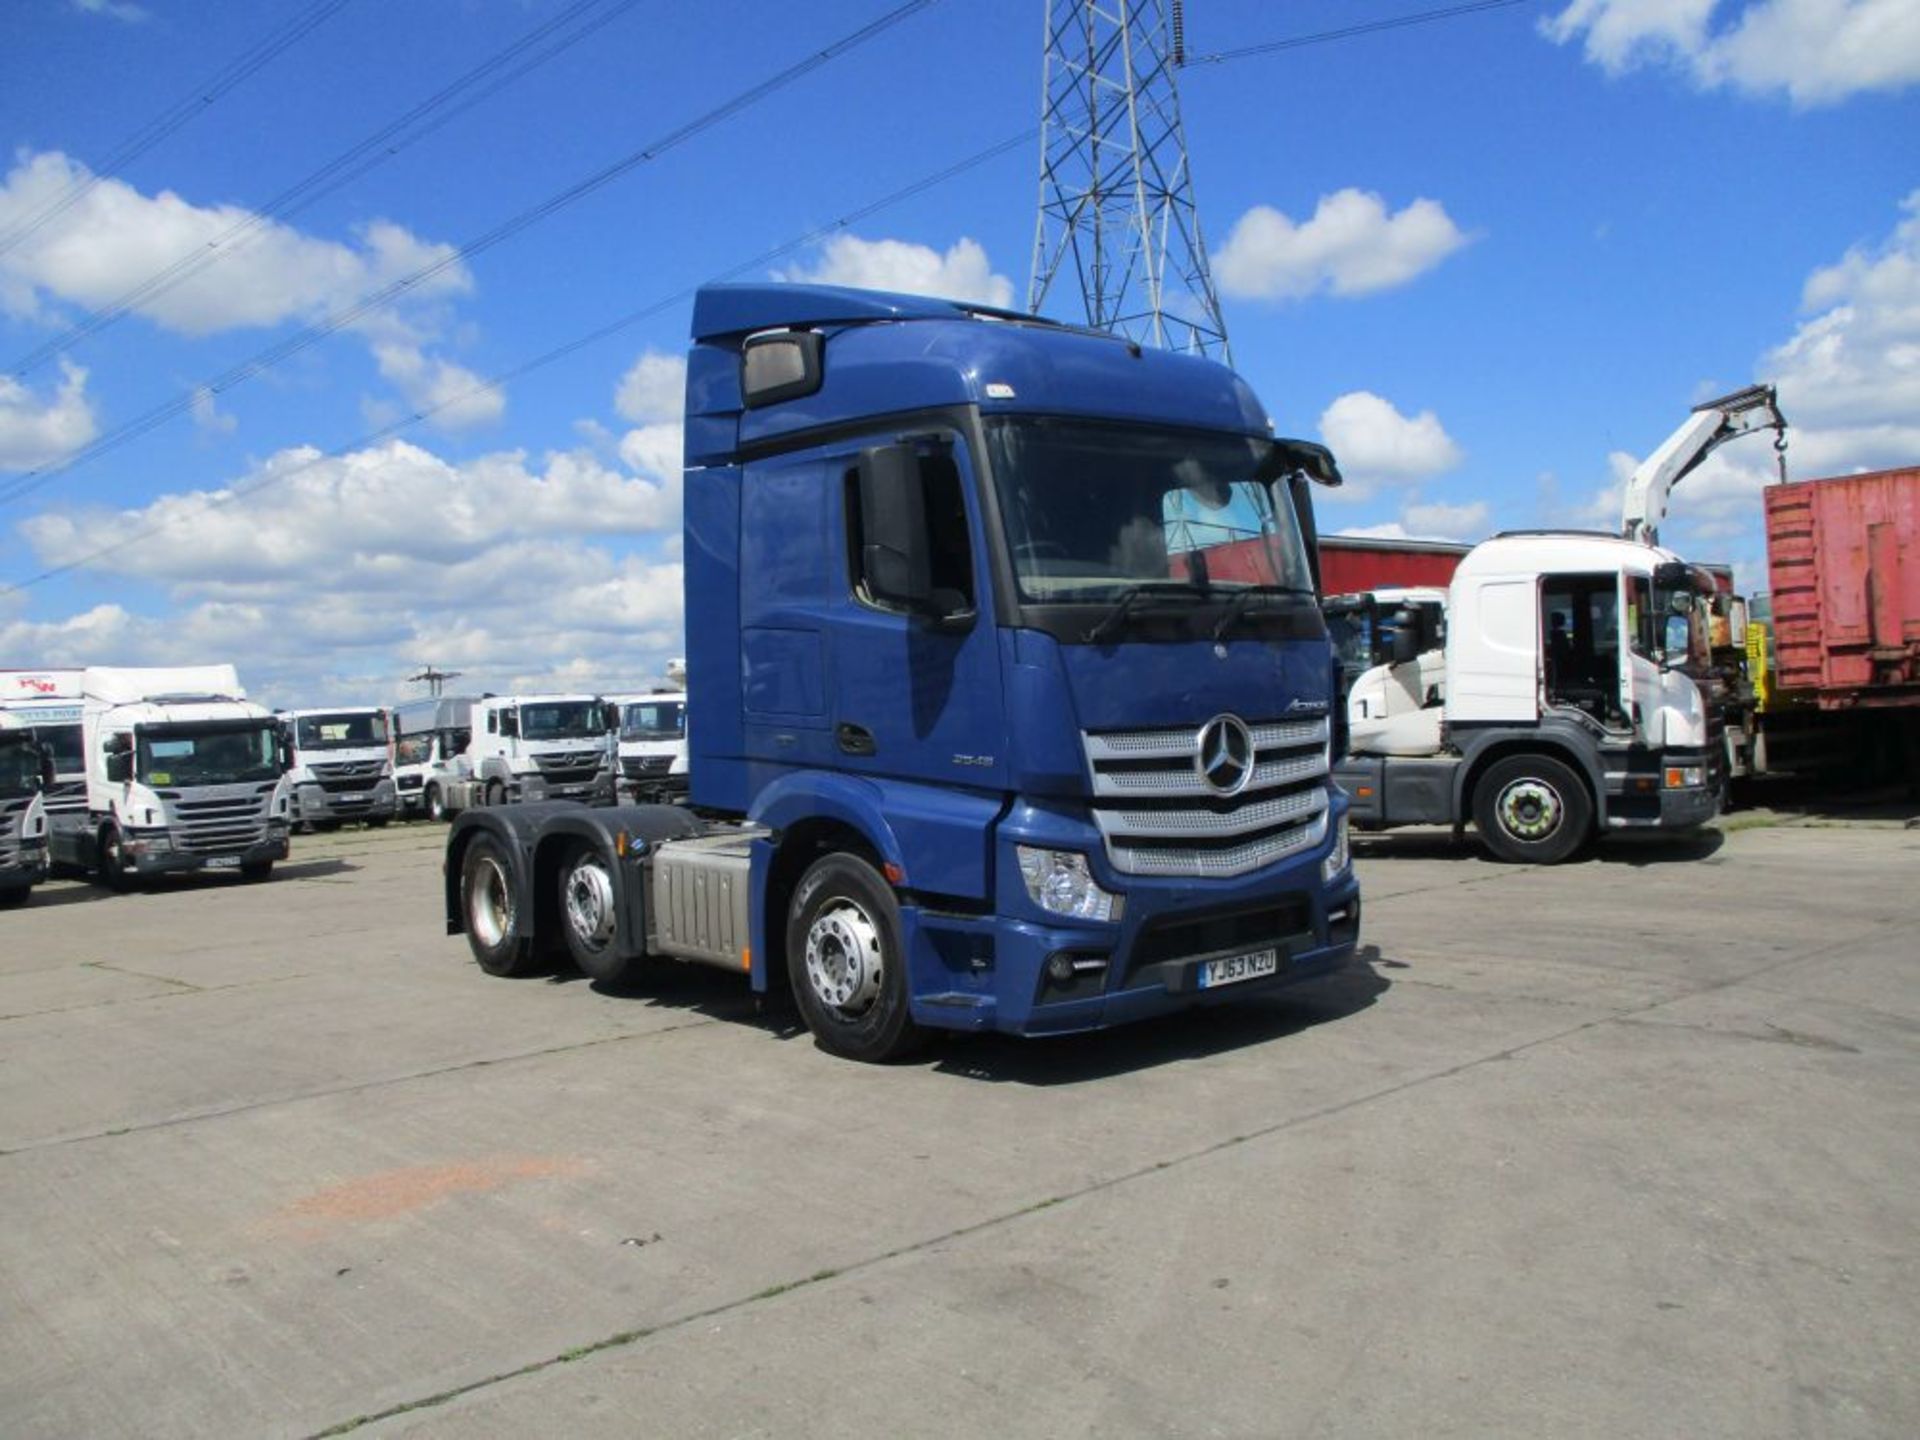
[{"x1": 1621, "y1": 383, "x2": 1787, "y2": 545}]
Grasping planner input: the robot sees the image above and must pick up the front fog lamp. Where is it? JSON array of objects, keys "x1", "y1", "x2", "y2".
[
  {"x1": 1322, "y1": 813, "x2": 1350, "y2": 883},
  {"x1": 1664, "y1": 765, "x2": 1705, "y2": 789},
  {"x1": 1016, "y1": 846, "x2": 1120, "y2": 923}
]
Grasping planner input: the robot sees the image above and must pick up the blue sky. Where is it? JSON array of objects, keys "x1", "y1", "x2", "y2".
[{"x1": 1, "y1": 0, "x2": 1915, "y2": 705}]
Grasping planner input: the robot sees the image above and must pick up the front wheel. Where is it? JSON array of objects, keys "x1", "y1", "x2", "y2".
[
  {"x1": 241, "y1": 861, "x2": 274, "y2": 883},
  {"x1": 460, "y1": 833, "x2": 538, "y2": 976},
  {"x1": 0, "y1": 887, "x2": 28, "y2": 907},
  {"x1": 425, "y1": 784, "x2": 446, "y2": 822},
  {"x1": 484, "y1": 779, "x2": 506, "y2": 809},
  {"x1": 1472, "y1": 754, "x2": 1593, "y2": 864},
  {"x1": 785, "y1": 853, "x2": 921, "y2": 1063},
  {"x1": 557, "y1": 843, "x2": 642, "y2": 983},
  {"x1": 96, "y1": 826, "x2": 136, "y2": 893}
]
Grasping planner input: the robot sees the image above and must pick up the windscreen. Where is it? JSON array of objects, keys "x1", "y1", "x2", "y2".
[
  {"x1": 32, "y1": 723, "x2": 83, "y2": 773},
  {"x1": 621, "y1": 701, "x2": 685, "y2": 741},
  {"x1": 295, "y1": 712, "x2": 388, "y2": 750},
  {"x1": 137, "y1": 724, "x2": 280, "y2": 786},
  {"x1": 394, "y1": 734, "x2": 434, "y2": 766},
  {"x1": 0, "y1": 738, "x2": 38, "y2": 797},
  {"x1": 984, "y1": 417, "x2": 1315, "y2": 602},
  {"x1": 519, "y1": 702, "x2": 603, "y2": 741}
]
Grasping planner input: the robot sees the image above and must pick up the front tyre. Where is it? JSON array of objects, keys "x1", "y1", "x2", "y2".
[
  {"x1": 96, "y1": 825, "x2": 137, "y2": 893},
  {"x1": 241, "y1": 861, "x2": 274, "y2": 882},
  {"x1": 785, "y1": 853, "x2": 921, "y2": 1063},
  {"x1": 1473, "y1": 754, "x2": 1593, "y2": 865},
  {"x1": 460, "y1": 833, "x2": 538, "y2": 976},
  {"x1": 425, "y1": 784, "x2": 446, "y2": 823},
  {"x1": 557, "y1": 842, "x2": 641, "y2": 984}
]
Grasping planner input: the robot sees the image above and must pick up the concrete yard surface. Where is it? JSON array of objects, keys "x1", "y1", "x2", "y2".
[{"x1": 0, "y1": 821, "x2": 1915, "y2": 1438}]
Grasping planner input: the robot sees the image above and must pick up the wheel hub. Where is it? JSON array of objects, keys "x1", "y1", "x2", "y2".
[
  {"x1": 1497, "y1": 778, "x2": 1563, "y2": 840},
  {"x1": 563, "y1": 858, "x2": 616, "y2": 948},
  {"x1": 470, "y1": 856, "x2": 511, "y2": 948},
  {"x1": 804, "y1": 900, "x2": 883, "y2": 1015}
]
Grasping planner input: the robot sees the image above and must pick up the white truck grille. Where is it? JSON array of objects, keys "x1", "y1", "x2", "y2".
[
  {"x1": 1082, "y1": 717, "x2": 1331, "y2": 878},
  {"x1": 159, "y1": 785, "x2": 276, "y2": 854},
  {"x1": 0, "y1": 798, "x2": 23, "y2": 869}
]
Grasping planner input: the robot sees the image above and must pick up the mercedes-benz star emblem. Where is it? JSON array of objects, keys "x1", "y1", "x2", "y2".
[{"x1": 1195, "y1": 714, "x2": 1255, "y2": 796}]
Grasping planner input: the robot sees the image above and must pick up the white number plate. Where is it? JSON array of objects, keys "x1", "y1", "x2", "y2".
[
  {"x1": 204, "y1": 855, "x2": 242, "y2": 869},
  {"x1": 1198, "y1": 947, "x2": 1279, "y2": 989}
]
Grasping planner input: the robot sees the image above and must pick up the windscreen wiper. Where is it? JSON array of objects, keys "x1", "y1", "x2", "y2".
[
  {"x1": 1211, "y1": 584, "x2": 1311, "y2": 643},
  {"x1": 1085, "y1": 582, "x2": 1205, "y2": 645}
]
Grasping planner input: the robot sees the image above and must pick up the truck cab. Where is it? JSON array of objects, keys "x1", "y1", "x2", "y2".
[
  {"x1": 455, "y1": 694, "x2": 615, "y2": 811},
  {"x1": 446, "y1": 283, "x2": 1360, "y2": 1061},
  {"x1": 1325, "y1": 586, "x2": 1448, "y2": 735},
  {"x1": 58, "y1": 666, "x2": 293, "y2": 889},
  {"x1": 281, "y1": 706, "x2": 398, "y2": 829},
  {"x1": 392, "y1": 695, "x2": 476, "y2": 820},
  {"x1": 609, "y1": 690, "x2": 688, "y2": 802},
  {"x1": 0, "y1": 713, "x2": 53, "y2": 905},
  {"x1": 1337, "y1": 533, "x2": 1723, "y2": 861},
  {"x1": 1, "y1": 670, "x2": 87, "y2": 825}
]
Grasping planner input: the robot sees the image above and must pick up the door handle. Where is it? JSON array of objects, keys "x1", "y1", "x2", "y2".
[{"x1": 836, "y1": 723, "x2": 876, "y2": 756}]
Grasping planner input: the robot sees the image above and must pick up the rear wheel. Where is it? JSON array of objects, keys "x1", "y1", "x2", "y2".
[
  {"x1": 557, "y1": 842, "x2": 641, "y2": 983},
  {"x1": 461, "y1": 834, "x2": 537, "y2": 976},
  {"x1": 1473, "y1": 754, "x2": 1593, "y2": 864},
  {"x1": 425, "y1": 784, "x2": 446, "y2": 822},
  {"x1": 785, "y1": 853, "x2": 921, "y2": 1063}
]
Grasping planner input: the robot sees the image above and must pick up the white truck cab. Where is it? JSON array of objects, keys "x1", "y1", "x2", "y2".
[
  {"x1": 1334, "y1": 533, "x2": 1722, "y2": 862},
  {"x1": 56, "y1": 665, "x2": 293, "y2": 889},
  {"x1": 1325, "y1": 587, "x2": 1449, "y2": 749},
  {"x1": 1, "y1": 669, "x2": 87, "y2": 825},
  {"x1": 0, "y1": 712, "x2": 53, "y2": 904},
  {"x1": 281, "y1": 706, "x2": 398, "y2": 829},
  {"x1": 392, "y1": 695, "x2": 476, "y2": 821},
  {"x1": 608, "y1": 690, "x2": 688, "y2": 803},
  {"x1": 446, "y1": 694, "x2": 615, "y2": 813}
]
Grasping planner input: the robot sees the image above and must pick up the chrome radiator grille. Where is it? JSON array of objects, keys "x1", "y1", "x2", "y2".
[
  {"x1": 1082, "y1": 716, "x2": 1331, "y2": 878},
  {"x1": 536, "y1": 749, "x2": 605, "y2": 786},
  {"x1": 0, "y1": 798, "x2": 22, "y2": 868},
  {"x1": 159, "y1": 784, "x2": 276, "y2": 854}
]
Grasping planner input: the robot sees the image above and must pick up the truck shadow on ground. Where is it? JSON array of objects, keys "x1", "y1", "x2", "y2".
[
  {"x1": 25, "y1": 858, "x2": 362, "y2": 904},
  {"x1": 1354, "y1": 830, "x2": 1727, "y2": 866},
  {"x1": 544, "y1": 947, "x2": 1393, "y2": 1082}
]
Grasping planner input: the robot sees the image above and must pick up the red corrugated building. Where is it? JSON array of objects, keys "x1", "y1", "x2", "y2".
[{"x1": 1318, "y1": 535, "x2": 1472, "y2": 596}]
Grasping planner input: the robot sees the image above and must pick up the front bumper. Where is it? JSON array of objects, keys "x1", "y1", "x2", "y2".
[
  {"x1": 902, "y1": 798, "x2": 1362, "y2": 1037},
  {"x1": 123, "y1": 828, "x2": 290, "y2": 876},
  {"x1": 1605, "y1": 748, "x2": 1722, "y2": 830},
  {"x1": 295, "y1": 780, "x2": 398, "y2": 823},
  {"x1": 519, "y1": 772, "x2": 616, "y2": 806},
  {"x1": 1, "y1": 838, "x2": 49, "y2": 889}
]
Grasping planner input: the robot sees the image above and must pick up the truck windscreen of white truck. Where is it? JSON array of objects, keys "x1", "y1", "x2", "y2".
[
  {"x1": 620, "y1": 702, "x2": 684, "y2": 741},
  {"x1": 296, "y1": 713, "x2": 389, "y2": 749},
  {"x1": 518, "y1": 703, "x2": 603, "y2": 741},
  {"x1": 137, "y1": 724, "x2": 280, "y2": 786},
  {"x1": 984, "y1": 417, "x2": 1316, "y2": 606},
  {"x1": 0, "y1": 738, "x2": 38, "y2": 797}
]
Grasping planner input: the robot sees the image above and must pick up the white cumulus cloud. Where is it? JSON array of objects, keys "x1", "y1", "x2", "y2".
[
  {"x1": 372, "y1": 344, "x2": 504, "y2": 430},
  {"x1": 1542, "y1": 0, "x2": 1920, "y2": 106},
  {"x1": 1212, "y1": 190, "x2": 1471, "y2": 302},
  {"x1": 615, "y1": 351, "x2": 686, "y2": 425},
  {"x1": 0, "y1": 358, "x2": 97, "y2": 470},
  {"x1": 1316, "y1": 391, "x2": 1464, "y2": 500},
  {"x1": 776, "y1": 235, "x2": 1014, "y2": 309}
]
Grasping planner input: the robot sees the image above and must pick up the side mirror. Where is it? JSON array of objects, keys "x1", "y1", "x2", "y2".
[
  {"x1": 602, "y1": 703, "x2": 621, "y2": 734},
  {"x1": 500, "y1": 712, "x2": 519, "y2": 739},
  {"x1": 1271, "y1": 439, "x2": 1343, "y2": 487},
  {"x1": 279, "y1": 734, "x2": 296, "y2": 771},
  {"x1": 1387, "y1": 618, "x2": 1421, "y2": 665},
  {"x1": 1663, "y1": 614, "x2": 1691, "y2": 657},
  {"x1": 105, "y1": 751, "x2": 133, "y2": 784},
  {"x1": 103, "y1": 731, "x2": 132, "y2": 757},
  {"x1": 856, "y1": 443, "x2": 934, "y2": 613},
  {"x1": 39, "y1": 753, "x2": 56, "y2": 790}
]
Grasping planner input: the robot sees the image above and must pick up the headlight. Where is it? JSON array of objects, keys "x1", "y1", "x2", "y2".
[
  {"x1": 1321, "y1": 813, "x2": 1350, "y2": 883},
  {"x1": 1664, "y1": 765, "x2": 1705, "y2": 789},
  {"x1": 1016, "y1": 846, "x2": 1120, "y2": 922}
]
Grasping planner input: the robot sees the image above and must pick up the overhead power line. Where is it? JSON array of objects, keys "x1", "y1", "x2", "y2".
[
  {"x1": 7, "y1": 0, "x2": 648, "y2": 381},
  {"x1": 0, "y1": 0, "x2": 353, "y2": 261},
  {"x1": 1182, "y1": 0, "x2": 1534, "y2": 66},
  {"x1": 0, "y1": 130, "x2": 1033, "y2": 596},
  {"x1": 0, "y1": 0, "x2": 942, "y2": 511}
]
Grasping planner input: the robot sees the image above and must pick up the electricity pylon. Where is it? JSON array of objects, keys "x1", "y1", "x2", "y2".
[{"x1": 1029, "y1": 0, "x2": 1231, "y2": 360}]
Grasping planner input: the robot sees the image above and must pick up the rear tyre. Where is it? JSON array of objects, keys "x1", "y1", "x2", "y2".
[
  {"x1": 96, "y1": 825, "x2": 137, "y2": 893},
  {"x1": 241, "y1": 861, "x2": 274, "y2": 882},
  {"x1": 485, "y1": 779, "x2": 506, "y2": 809},
  {"x1": 785, "y1": 852, "x2": 922, "y2": 1063},
  {"x1": 1473, "y1": 754, "x2": 1593, "y2": 865},
  {"x1": 557, "y1": 842, "x2": 640, "y2": 983},
  {"x1": 425, "y1": 784, "x2": 446, "y2": 823},
  {"x1": 461, "y1": 833, "x2": 538, "y2": 976}
]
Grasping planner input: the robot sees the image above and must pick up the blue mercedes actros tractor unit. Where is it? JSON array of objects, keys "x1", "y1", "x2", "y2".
[{"x1": 446, "y1": 284, "x2": 1361, "y2": 1060}]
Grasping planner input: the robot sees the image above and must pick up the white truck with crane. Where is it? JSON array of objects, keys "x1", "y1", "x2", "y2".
[
  {"x1": 1329, "y1": 386, "x2": 1786, "y2": 861},
  {"x1": 53, "y1": 665, "x2": 293, "y2": 889},
  {"x1": 0, "y1": 713, "x2": 53, "y2": 905}
]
